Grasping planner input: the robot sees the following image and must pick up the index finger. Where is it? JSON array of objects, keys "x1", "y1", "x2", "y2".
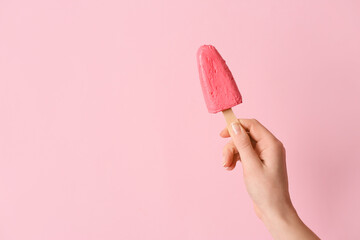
[{"x1": 220, "y1": 118, "x2": 278, "y2": 143}]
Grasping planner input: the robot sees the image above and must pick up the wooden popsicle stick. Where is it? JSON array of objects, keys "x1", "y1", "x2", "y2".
[
  {"x1": 222, "y1": 108, "x2": 251, "y2": 135},
  {"x1": 222, "y1": 108, "x2": 238, "y2": 126}
]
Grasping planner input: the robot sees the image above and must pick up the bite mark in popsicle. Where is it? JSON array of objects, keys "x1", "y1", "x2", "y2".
[{"x1": 197, "y1": 45, "x2": 242, "y2": 125}]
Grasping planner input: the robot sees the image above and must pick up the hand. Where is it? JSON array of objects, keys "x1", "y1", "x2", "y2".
[{"x1": 220, "y1": 119, "x2": 320, "y2": 240}]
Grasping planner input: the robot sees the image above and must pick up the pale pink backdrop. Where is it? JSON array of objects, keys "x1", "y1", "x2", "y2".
[{"x1": 1, "y1": 0, "x2": 359, "y2": 239}]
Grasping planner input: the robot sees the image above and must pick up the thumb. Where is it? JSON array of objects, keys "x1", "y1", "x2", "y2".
[{"x1": 228, "y1": 120, "x2": 262, "y2": 170}]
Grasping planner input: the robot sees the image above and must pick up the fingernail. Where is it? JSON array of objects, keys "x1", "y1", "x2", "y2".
[
  {"x1": 222, "y1": 156, "x2": 227, "y2": 167},
  {"x1": 231, "y1": 121, "x2": 241, "y2": 135}
]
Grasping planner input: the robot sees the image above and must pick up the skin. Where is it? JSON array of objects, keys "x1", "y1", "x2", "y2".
[{"x1": 220, "y1": 119, "x2": 320, "y2": 240}]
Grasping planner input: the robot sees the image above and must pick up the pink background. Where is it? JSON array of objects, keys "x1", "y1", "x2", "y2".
[{"x1": 1, "y1": 0, "x2": 360, "y2": 239}]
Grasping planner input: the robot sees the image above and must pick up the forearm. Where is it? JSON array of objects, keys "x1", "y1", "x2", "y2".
[{"x1": 262, "y1": 205, "x2": 320, "y2": 240}]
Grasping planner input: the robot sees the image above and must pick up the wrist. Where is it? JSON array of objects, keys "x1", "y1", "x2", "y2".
[
  {"x1": 261, "y1": 202, "x2": 300, "y2": 229},
  {"x1": 260, "y1": 202, "x2": 320, "y2": 240}
]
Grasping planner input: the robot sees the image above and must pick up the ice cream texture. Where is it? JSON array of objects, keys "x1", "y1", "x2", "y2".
[{"x1": 197, "y1": 45, "x2": 242, "y2": 113}]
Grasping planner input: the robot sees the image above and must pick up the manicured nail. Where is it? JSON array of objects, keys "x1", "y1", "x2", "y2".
[
  {"x1": 222, "y1": 156, "x2": 227, "y2": 167},
  {"x1": 231, "y1": 121, "x2": 241, "y2": 135}
]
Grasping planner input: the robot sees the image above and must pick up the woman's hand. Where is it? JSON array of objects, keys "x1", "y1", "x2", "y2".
[{"x1": 220, "y1": 119, "x2": 320, "y2": 240}]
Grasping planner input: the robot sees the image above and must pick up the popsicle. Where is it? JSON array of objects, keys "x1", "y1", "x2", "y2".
[{"x1": 197, "y1": 45, "x2": 242, "y2": 126}]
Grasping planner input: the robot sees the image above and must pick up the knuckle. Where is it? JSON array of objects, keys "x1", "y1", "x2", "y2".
[
  {"x1": 222, "y1": 145, "x2": 229, "y2": 155},
  {"x1": 237, "y1": 140, "x2": 253, "y2": 150},
  {"x1": 223, "y1": 142, "x2": 235, "y2": 155},
  {"x1": 251, "y1": 118, "x2": 259, "y2": 124},
  {"x1": 274, "y1": 139, "x2": 285, "y2": 151}
]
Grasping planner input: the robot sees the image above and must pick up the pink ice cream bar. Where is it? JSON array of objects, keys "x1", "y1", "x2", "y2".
[{"x1": 197, "y1": 45, "x2": 242, "y2": 113}]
